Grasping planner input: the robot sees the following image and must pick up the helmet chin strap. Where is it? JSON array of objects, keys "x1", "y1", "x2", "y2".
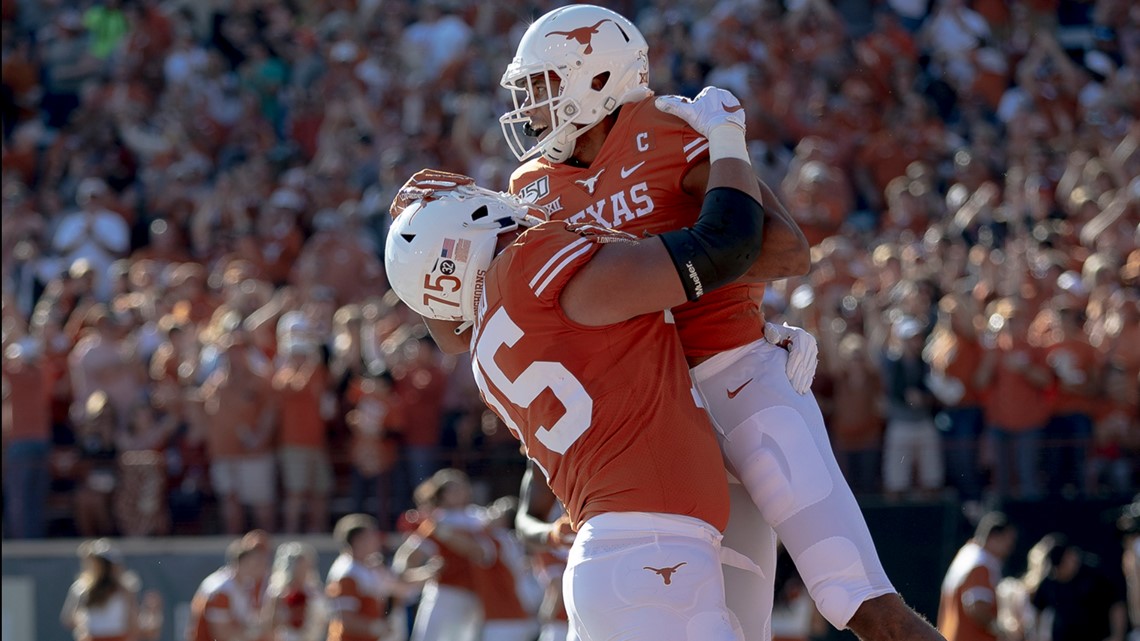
[{"x1": 542, "y1": 127, "x2": 577, "y2": 164}]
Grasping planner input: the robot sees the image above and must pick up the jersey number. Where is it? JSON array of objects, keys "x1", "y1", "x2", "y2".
[{"x1": 473, "y1": 307, "x2": 593, "y2": 454}]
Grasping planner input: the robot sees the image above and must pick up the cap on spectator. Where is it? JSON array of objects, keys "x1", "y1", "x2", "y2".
[
  {"x1": 77, "y1": 178, "x2": 109, "y2": 205},
  {"x1": 268, "y1": 189, "x2": 304, "y2": 211},
  {"x1": 893, "y1": 316, "x2": 924, "y2": 340}
]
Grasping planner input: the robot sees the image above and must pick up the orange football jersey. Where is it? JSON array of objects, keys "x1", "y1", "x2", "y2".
[
  {"x1": 325, "y1": 554, "x2": 388, "y2": 641},
  {"x1": 187, "y1": 570, "x2": 259, "y2": 641},
  {"x1": 509, "y1": 94, "x2": 766, "y2": 361},
  {"x1": 471, "y1": 221, "x2": 729, "y2": 531}
]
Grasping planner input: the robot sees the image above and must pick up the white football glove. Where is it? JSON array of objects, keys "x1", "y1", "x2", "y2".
[
  {"x1": 764, "y1": 321, "x2": 818, "y2": 395},
  {"x1": 654, "y1": 86, "x2": 746, "y2": 138}
]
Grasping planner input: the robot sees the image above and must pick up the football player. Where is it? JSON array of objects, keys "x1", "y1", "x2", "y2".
[
  {"x1": 395, "y1": 5, "x2": 943, "y2": 641},
  {"x1": 385, "y1": 90, "x2": 763, "y2": 640}
]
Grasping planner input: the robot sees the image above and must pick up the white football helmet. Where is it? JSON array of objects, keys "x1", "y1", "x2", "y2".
[
  {"x1": 500, "y1": 4, "x2": 649, "y2": 164},
  {"x1": 385, "y1": 186, "x2": 535, "y2": 322}
]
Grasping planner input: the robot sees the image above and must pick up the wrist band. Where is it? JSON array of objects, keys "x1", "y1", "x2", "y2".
[{"x1": 708, "y1": 125, "x2": 750, "y2": 163}]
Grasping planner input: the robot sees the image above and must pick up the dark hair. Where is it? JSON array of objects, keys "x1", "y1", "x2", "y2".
[
  {"x1": 334, "y1": 514, "x2": 377, "y2": 549},
  {"x1": 975, "y1": 511, "x2": 1014, "y2": 542},
  {"x1": 1041, "y1": 533, "x2": 1077, "y2": 567},
  {"x1": 81, "y1": 556, "x2": 120, "y2": 609}
]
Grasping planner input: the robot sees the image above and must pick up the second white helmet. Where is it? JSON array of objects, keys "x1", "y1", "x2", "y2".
[
  {"x1": 385, "y1": 186, "x2": 535, "y2": 322},
  {"x1": 500, "y1": 4, "x2": 649, "y2": 164}
]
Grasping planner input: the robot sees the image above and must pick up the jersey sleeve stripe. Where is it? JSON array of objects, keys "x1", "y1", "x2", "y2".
[
  {"x1": 685, "y1": 141, "x2": 710, "y2": 163},
  {"x1": 534, "y1": 243, "x2": 593, "y2": 297},
  {"x1": 683, "y1": 137, "x2": 708, "y2": 152},
  {"x1": 528, "y1": 237, "x2": 591, "y2": 289}
]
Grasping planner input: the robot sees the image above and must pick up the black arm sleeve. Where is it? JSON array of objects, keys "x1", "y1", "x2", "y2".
[{"x1": 658, "y1": 187, "x2": 765, "y2": 301}]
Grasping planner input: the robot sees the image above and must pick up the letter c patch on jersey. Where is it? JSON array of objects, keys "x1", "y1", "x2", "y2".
[{"x1": 635, "y1": 131, "x2": 654, "y2": 152}]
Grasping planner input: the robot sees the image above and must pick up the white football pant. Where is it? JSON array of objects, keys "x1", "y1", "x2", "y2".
[
  {"x1": 693, "y1": 339, "x2": 896, "y2": 634},
  {"x1": 411, "y1": 583, "x2": 482, "y2": 641},
  {"x1": 564, "y1": 512, "x2": 742, "y2": 641}
]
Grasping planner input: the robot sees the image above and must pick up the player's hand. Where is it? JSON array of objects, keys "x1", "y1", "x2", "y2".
[
  {"x1": 548, "y1": 513, "x2": 576, "y2": 549},
  {"x1": 764, "y1": 321, "x2": 818, "y2": 395},
  {"x1": 654, "y1": 86, "x2": 746, "y2": 137},
  {"x1": 389, "y1": 168, "x2": 476, "y2": 218}
]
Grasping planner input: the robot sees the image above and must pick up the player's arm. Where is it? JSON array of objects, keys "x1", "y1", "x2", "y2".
[
  {"x1": 682, "y1": 160, "x2": 810, "y2": 281},
  {"x1": 515, "y1": 460, "x2": 572, "y2": 549},
  {"x1": 561, "y1": 88, "x2": 765, "y2": 326}
]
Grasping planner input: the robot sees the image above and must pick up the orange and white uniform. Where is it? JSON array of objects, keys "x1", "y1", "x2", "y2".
[
  {"x1": 476, "y1": 530, "x2": 541, "y2": 641},
  {"x1": 533, "y1": 504, "x2": 576, "y2": 641},
  {"x1": 938, "y1": 541, "x2": 1002, "y2": 641},
  {"x1": 187, "y1": 569, "x2": 261, "y2": 641},
  {"x1": 409, "y1": 510, "x2": 486, "y2": 641},
  {"x1": 325, "y1": 553, "x2": 394, "y2": 641},
  {"x1": 509, "y1": 95, "x2": 894, "y2": 636},
  {"x1": 471, "y1": 221, "x2": 738, "y2": 640}
]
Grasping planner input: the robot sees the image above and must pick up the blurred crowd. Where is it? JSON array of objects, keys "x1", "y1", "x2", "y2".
[
  {"x1": 62, "y1": 474, "x2": 563, "y2": 641},
  {"x1": 2, "y1": 0, "x2": 1138, "y2": 541}
]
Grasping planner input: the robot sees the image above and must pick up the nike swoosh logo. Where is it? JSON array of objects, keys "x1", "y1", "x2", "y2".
[
  {"x1": 620, "y1": 161, "x2": 646, "y2": 179},
  {"x1": 727, "y1": 378, "x2": 753, "y2": 399},
  {"x1": 722, "y1": 102, "x2": 744, "y2": 113}
]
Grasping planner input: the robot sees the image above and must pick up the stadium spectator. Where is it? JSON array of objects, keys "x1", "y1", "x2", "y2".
[
  {"x1": 1030, "y1": 533, "x2": 1129, "y2": 641},
  {"x1": 198, "y1": 322, "x2": 278, "y2": 534},
  {"x1": 825, "y1": 332, "x2": 885, "y2": 495},
  {"x1": 976, "y1": 299, "x2": 1054, "y2": 500},
  {"x1": 391, "y1": 336, "x2": 448, "y2": 492},
  {"x1": 72, "y1": 391, "x2": 119, "y2": 538},
  {"x1": 60, "y1": 538, "x2": 162, "y2": 641},
  {"x1": 344, "y1": 369, "x2": 405, "y2": 529},
  {"x1": 113, "y1": 397, "x2": 176, "y2": 537},
  {"x1": 50, "y1": 178, "x2": 131, "y2": 302},
  {"x1": 925, "y1": 293, "x2": 986, "y2": 503},
  {"x1": 273, "y1": 311, "x2": 334, "y2": 535},
  {"x1": 1041, "y1": 295, "x2": 1102, "y2": 497},
  {"x1": 1, "y1": 335, "x2": 53, "y2": 538},
  {"x1": 881, "y1": 315, "x2": 944, "y2": 500}
]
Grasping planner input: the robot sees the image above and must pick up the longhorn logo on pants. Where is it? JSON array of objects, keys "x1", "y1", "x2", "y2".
[{"x1": 644, "y1": 562, "x2": 687, "y2": 585}]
